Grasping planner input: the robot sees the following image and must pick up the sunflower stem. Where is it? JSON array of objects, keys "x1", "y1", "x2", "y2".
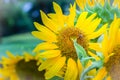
[
  {"x1": 80, "y1": 60, "x2": 103, "y2": 80},
  {"x1": 81, "y1": 57, "x2": 96, "y2": 66}
]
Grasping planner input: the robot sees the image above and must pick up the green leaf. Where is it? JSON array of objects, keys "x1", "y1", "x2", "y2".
[
  {"x1": 81, "y1": 57, "x2": 96, "y2": 62},
  {"x1": 72, "y1": 39, "x2": 87, "y2": 60},
  {"x1": 72, "y1": 39, "x2": 92, "y2": 66}
]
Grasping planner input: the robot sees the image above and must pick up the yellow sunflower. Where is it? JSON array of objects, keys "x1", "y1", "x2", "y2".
[
  {"x1": 76, "y1": 0, "x2": 120, "y2": 9},
  {"x1": 76, "y1": 0, "x2": 107, "y2": 9},
  {"x1": 76, "y1": 0, "x2": 95, "y2": 9},
  {"x1": 32, "y1": 2, "x2": 108, "y2": 80},
  {"x1": 112, "y1": 0, "x2": 120, "y2": 8},
  {"x1": 95, "y1": 16, "x2": 120, "y2": 80},
  {"x1": 0, "y1": 51, "x2": 45, "y2": 80}
]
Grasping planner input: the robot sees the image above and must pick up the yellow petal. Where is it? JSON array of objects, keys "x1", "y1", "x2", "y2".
[
  {"x1": 105, "y1": 53, "x2": 115, "y2": 63},
  {"x1": 0, "y1": 78, "x2": 4, "y2": 80},
  {"x1": 85, "y1": 60, "x2": 92, "y2": 68},
  {"x1": 84, "y1": 18, "x2": 101, "y2": 34},
  {"x1": 64, "y1": 58, "x2": 78, "y2": 80},
  {"x1": 33, "y1": 22, "x2": 57, "y2": 37},
  {"x1": 88, "y1": 0, "x2": 95, "y2": 6},
  {"x1": 48, "y1": 13, "x2": 67, "y2": 27},
  {"x1": 56, "y1": 70, "x2": 64, "y2": 78},
  {"x1": 45, "y1": 56, "x2": 66, "y2": 79},
  {"x1": 88, "y1": 51, "x2": 100, "y2": 61},
  {"x1": 112, "y1": 0, "x2": 120, "y2": 8},
  {"x1": 76, "y1": 0, "x2": 85, "y2": 9},
  {"x1": 6, "y1": 51, "x2": 15, "y2": 59},
  {"x1": 102, "y1": 32, "x2": 109, "y2": 59},
  {"x1": 39, "y1": 50, "x2": 61, "y2": 58},
  {"x1": 89, "y1": 43, "x2": 101, "y2": 51},
  {"x1": 56, "y1": 65, "x2": 66, "y2": 78},
  {"x1": 97, "y1": 0, "x2": 105, "y2": 6},
  {"x1": 40, "y1": 10, "x2": 59, "y2": 33},
  {"x1": 81, "y1": 13, "x2": 97, "y2": 28},
  {"x1": 53, "y1": 2, "x2": 64, "y2": 27},
  {"x1": 33, "y1": 42, "x2": 58, "y2": 52},
  {"x1": 66, "y1": 3, "x2": 76, "y2": 27},
  {"x1": 32, "y1": 31, "x2": 57, "y2": 42},
  {"x1": 72, "y1": 67, "x2": 78, "y2": 80},
  {"x1": 24, "y1": 52, "x2": 33, "y2": 62},
  {"x1": 117, "y1": 29, "x2": 120, "y2": 44},
  {"x1": 106, "y1": 76, "x2": 112, "y2": 80},
  {"x1": 38, "y1": 57, "x2": 60, "y2": 71},
  {"x1": 88, "y1": 68, "x2": 96, "y2": 76},
  {"x1": 1, "y1": 57, "x2": 16, "y2": 64},
  {"x1": 77, "y1": 59, "x2": 83, "y2": 77},
  {"x1": 108, "y1": 18, "x2": 120, "y2": 52},
  {"x1": 47, "y1": 13, "x2": 58, "y2": 22},
  {"x1": 11, "y1": 74, "x2": 19, "y2": 80},
  {"x1": 93, "y1": 67, "x2": 107, "y2": 80},
  {"x1": 87, "y1": 23, "x2": 108, "y2": 39},
  {"x1": 75, "y1": 12, "x2": 88, "y2": 28}
]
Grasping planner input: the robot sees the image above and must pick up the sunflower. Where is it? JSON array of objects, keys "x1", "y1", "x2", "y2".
[
  {"x1": 94, "y1": 16, "x2": 120, "y2": 80},
  {"x1": 76, "y1": 0, "x2": 120, "y2": 9},
  {"x1": 0, "y1": 51, "x2": 45, "y2": 80},
  {"x1": 32, "y1": 2, "x2": 108, "y2": 80},
  {"x1": 76, "y1": 0, "x2": 120, "y2": 29},
  {"x1": 92, "y1": 67, "x2": 112, "y2": 80},
  {"x1": 76, "y1": 0, "x2": 106, "y2": 9}
]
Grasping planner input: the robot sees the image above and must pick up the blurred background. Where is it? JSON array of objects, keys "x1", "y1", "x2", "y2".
[{"x1": 0, "y1": 0, "x2": 74, "y2": 56}]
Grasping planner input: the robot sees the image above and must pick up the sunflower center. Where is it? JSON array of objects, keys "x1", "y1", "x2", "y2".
[
  {"x1": 105, "y1": 44, "x2": 120, "y2": 80},
  {"x1": 56, "y1": 27, "x2": 88, "y2": 60},
  {"x1": 16, "y1": 60, "x2": 45, "y2": 80}
]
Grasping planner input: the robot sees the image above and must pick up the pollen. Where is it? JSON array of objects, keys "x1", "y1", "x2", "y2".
[
  {"x1": 56, "y1": 27, "x2": 88, "y2": 60},
  {"x1": 105, "y1": 44, "x2": 120, "y2": 80},
  {"x1": 16, "y1": 60, "x2": 45, "y2": 80}
]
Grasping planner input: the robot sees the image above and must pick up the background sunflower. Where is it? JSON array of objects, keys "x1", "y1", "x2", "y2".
[{"x1": 0, "y1": 51, "x2": 45, "y2": 80}]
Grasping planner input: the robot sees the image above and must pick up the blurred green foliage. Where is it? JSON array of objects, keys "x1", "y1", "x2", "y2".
[
  {"x1": 0, "y1": 33, "x2": 41, "y2": 57},
  {"x1": 0, "y1": 0, "x2": 74, "y2": 57},
  {"x1": 0, "y1": 0, "x2": 73, "y2": 36}
]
